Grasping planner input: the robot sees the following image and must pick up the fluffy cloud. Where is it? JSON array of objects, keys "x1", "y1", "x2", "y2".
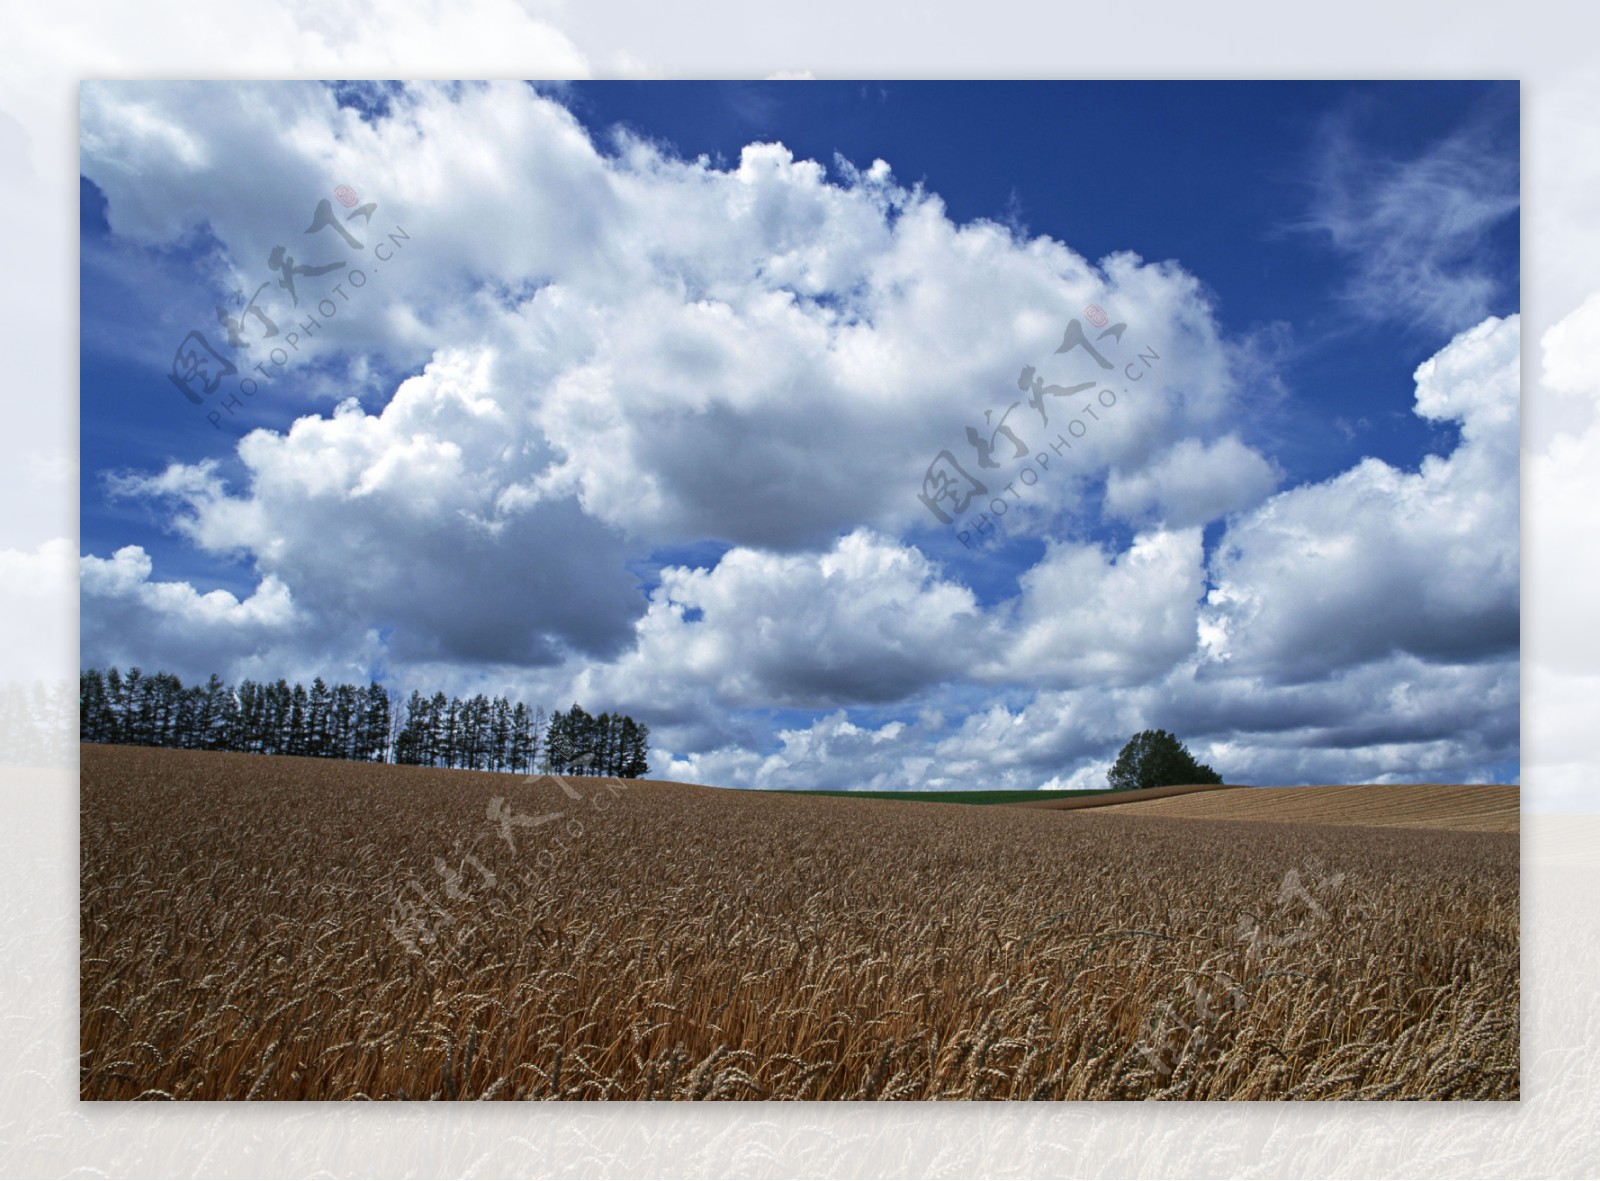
[
  {"x1": 103, "y1": 350, "x2": 644, "y2": 671},
  {"x1": 659, "y1": 711, "x2": 911, "y2": 793},
  {"x1": 1104, "y1": 435, "x2": 1281, "y2": 528},
  {"x1": 77, "y1": 82, "x2": 1519, "y2": 794},
  {"x1": 79, "y1": 81, "x2": 1250, "y2": 553},
  {"x1": 988, "y1": 529, "x2": 1207, "y2": 688},
  {"x1": 79, "y1": 545, "x2": 302, "y2": 678},
  {"x1": 639, "y1": 317, "x2": 1520, "y2": 792},
  {"x1": 1199, "y1": 315, "x2": 1518, "y2": 682},
  {"x1": 78, "y1": 80, "x2": 1260, "y2": 684},
  {"x1": 655, "y1": 643, "x2": 1519, "y2": 794},
  {"x1": 582, "y1": 529, "x2": 987, "y2": 711}
]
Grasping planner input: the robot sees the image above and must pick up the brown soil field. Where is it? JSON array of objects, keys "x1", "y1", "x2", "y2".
[
  {"x1": 80, "y1": 744, "x2": 1519, "y2": 1101},
  {"x1": 1088, "y1": 784, "x2": 1519, "y2": 832}
]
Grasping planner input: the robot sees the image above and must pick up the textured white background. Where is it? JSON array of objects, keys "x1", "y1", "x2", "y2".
[{"x1": 3, "y1": 1, "x2": 1594, "y2": 1175}]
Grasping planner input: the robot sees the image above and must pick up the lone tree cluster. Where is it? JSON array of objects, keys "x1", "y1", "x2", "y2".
[{"x1": 1107, "y1": 728, "x2": 1222, "y2": 791}]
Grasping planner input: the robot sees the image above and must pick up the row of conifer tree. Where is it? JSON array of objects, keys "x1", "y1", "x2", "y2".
[{"x1": 78, "y1": 666, "x2": 649, "y2": 777}]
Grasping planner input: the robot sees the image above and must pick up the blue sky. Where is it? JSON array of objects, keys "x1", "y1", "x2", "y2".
[{"x1": 79, "y1": 80, "x2": 1520, "y2": 789}]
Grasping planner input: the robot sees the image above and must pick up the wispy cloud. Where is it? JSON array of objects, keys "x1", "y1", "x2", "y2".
[{"x1": 1299, "y1": 105, "x2": 1518, "y2": 336}]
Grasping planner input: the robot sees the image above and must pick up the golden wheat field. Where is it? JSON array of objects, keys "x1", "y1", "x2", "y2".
[
  {"x1": 80, "y1": 744, "x2": 1519, "y2": 1101},
  {"x1": 1086, "y1": 783, "x2": 1519, "y2": 831}
]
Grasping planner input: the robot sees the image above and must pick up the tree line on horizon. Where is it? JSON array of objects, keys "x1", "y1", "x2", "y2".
[{"x1": 78, "y1": 666, "x2": 649, "y2": 778}]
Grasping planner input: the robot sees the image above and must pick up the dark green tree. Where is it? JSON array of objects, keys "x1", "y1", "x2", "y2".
[
  {"x1": 1107, "y1": 728, "x2": 1222, "y2": 792},
  {"x1": 104, "y1": 667, "x2": 127, "y2": 743},
  {"x1": 80, "y1": 669, "x2": 113, "y2": 743},
  {"x1": 489, "y1": 696, "x2": 511, "y2": 772},
  {"x1": 543, "y1": 706, "x2": 571, "y2": 773},
  {"x1": 395, "y1": 690, "x2": 428, "y2": 765},
  {"x1": 620, "y1": 716, "x2": 649, "y2": 779},
  {"x1": 197, "y1": 672, "x2": 235, "y2": 750}
]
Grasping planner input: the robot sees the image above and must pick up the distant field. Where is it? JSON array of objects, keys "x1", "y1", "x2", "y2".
[
  {"x1": 1090, "y1": 783, "x2": 1519, "y2": 832},
  {"x1": 1010, "y1": 782, "x2": 1236, "y2": 810},
  {"x1": 81, "y1": 744, "x2": 1518, "y2": 1101},
  {"x1": 774, "y1": 786, "x2": 1111, "y2": 805}
]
